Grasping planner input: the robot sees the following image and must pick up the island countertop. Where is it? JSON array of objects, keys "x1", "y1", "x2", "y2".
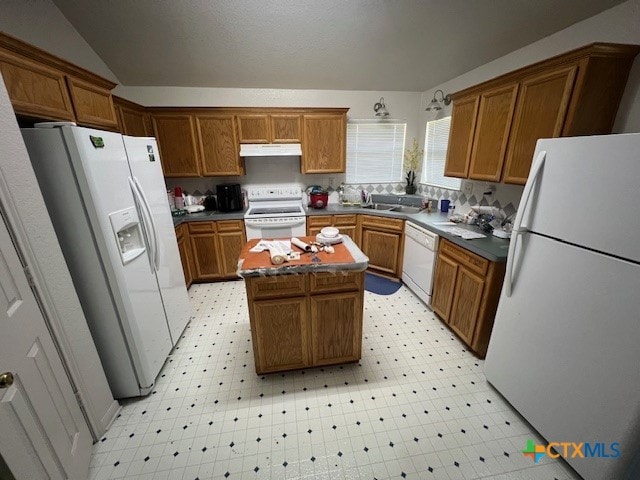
[{"x1": 237, "y1": 235, "x2": 369, "y2": 277}]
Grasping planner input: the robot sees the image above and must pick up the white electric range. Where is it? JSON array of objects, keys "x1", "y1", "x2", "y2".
[{"x1": 244, "y1": 185, "x2": 307, "y2": 240}]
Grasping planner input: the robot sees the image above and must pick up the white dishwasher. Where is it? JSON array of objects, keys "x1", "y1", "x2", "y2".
[{"x1": 402, "y1": 222, "x2": 439, "y2": 306}]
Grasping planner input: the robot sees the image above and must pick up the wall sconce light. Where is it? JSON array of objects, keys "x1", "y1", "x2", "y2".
[
  {"x1": 425, "y1": 89, "x2": 451, "y2": 111},
  {"x1": 373, "y1": 97, "x2": 389, "y2": 117}
]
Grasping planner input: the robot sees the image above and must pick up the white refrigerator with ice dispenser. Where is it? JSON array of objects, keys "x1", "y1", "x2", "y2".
[
  {"x1": 484, "y1": 134, "x2": 640, "y2": 480},
  {"x1": 21, "y1": 124, "x2": 191, "y2": 399}
]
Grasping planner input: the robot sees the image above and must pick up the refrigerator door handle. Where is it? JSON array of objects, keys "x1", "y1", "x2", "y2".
[
  {"x1": 128, "y1": 177, "x2": 156, "y2": 272},
  {"x1": 505, "y1": 150, "x2": 546, "y2": 297},
  {"x1": 133, "y1": 177, "x2": 161, "y2": 272},
  {"x1": 511, "y1": 150, "x2": 546, "y2": 234}
]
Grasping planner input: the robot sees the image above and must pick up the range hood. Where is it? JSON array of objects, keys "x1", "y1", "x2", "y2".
[{"x1": 240, "y1": 143, "x2": 302, "y2": 157}]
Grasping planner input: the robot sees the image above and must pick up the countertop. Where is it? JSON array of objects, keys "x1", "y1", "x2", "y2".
[
  {"x1": 173, "y1": 205, "x2": 510, "y2": 262},
  {"x1": 237, "y1": 235, "x2": 368, "y2": 277}
]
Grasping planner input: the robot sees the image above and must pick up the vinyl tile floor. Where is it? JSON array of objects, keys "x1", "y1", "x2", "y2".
[{"x1": 89, "y1": 281, "x2": 581, "y2": 480}]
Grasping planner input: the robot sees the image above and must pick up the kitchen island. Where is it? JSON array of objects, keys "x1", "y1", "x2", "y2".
[{"x1": 238, "y1": 236, "x2": 368, "y2": 374}]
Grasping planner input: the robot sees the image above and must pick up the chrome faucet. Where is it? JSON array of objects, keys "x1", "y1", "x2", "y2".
[{"x1": 362, "y1": 190, "x2": 374, "y2": 206}]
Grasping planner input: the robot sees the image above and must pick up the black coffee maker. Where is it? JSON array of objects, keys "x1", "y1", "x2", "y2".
[{"x1": 216, "y1": 183, "x2": 243, "y2": 212}]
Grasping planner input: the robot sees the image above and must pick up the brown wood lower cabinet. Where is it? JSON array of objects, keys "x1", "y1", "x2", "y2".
[
  {"x1": 245, "y1": 271, "x2": 364, "y2": 374},
  {"x1": 176, "y1": 220, "x2": 246, "y2": 284},
  {"x1": 175, "y1": 223, "x2": 193, "y2": 288},
  {"x1": 306, "y1": 214, "x2": 360, "y2": 246},
  {"x1": 432, "y1": 238, "x2": 505, "y2": 357},
  {"x1": 358, "y1": 215, "x2": 404, "y2": 278}
]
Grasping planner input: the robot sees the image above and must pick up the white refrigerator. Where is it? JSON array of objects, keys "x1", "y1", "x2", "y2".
[
  {"x1": 21, "y1": 124, "x2": 191, "y2": 399},
  {"x1": 485, "y1": 134, "x2": 640, "y2": 480}
]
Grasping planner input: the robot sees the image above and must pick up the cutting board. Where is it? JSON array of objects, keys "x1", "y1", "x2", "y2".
[{"x1": 239, "y1": 236, "x2": 355, "y2": 270}]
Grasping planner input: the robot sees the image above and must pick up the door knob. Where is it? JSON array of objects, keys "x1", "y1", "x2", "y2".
[{"x1": 0, "y1": 372, "x2": 14, "y2": 388}]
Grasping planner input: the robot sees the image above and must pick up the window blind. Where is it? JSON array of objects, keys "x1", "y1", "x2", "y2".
[
  {"x1": 421, "y1": 117, "x2": 461, "y2": 191},
  {"x1": 346, "y1": 121, "x2": 406, "y2": 183}
]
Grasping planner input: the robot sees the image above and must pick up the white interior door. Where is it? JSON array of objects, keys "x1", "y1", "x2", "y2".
[{"x1": 0, "y1": 214, "x2": 92, "y2": 479}]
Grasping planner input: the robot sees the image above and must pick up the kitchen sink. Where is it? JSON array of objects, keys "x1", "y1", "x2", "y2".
[
  {"x1": 392, "y1": 205, "x2": 422, "y2": 213},
  {"x1": 362, "y1": 203, "x2": 423, "y2": 213},
  {"x1": 362, "y1": 203, "x2": 397, "y2": 211}
]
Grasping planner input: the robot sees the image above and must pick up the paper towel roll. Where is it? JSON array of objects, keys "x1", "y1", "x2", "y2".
[
  {"x1": 269, "y1": 244, "x2": 287, "y2": 265},
  {"x1": 291, "y1": 237, "x2": 311, "y2": 252}
]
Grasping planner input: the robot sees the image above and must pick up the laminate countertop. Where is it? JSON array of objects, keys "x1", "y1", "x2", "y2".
[{"x1": 172, "y1": 205, "x2": 510, "y2": 262}]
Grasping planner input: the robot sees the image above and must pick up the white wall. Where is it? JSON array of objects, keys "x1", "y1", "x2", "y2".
[
  {"x1": 0, "y1": 0, "x2": 118, "y2": 82},
  {"x1": 117, "y1": 85, "x2": 423, "y2": 146},
  {"x1": 420, "y1": 0, "x2": 640, "y2": 214},
  {"x1": 421, "y1": 0, "x2": 640, "y2": 133}
]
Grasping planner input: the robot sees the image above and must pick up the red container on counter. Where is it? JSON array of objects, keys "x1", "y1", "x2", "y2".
[{"x1": 309, "y1": 191, "x2": 329, "y2": 209}]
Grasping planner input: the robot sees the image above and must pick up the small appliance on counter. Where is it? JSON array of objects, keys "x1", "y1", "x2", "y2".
[
  {"x1": 306, "y1": 185, "x2": 329, "y2": 209},
  {"x1": 216, "y1": 183, "x2": 243, "y2": 212},
  {"x1": 203, "y1": 195, "x2": 217, "y2": 211}
]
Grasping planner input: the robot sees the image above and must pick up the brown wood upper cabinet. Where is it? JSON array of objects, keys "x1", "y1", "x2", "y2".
[
  {"x1": 236, "y1": 114, "x2": 270, "y2": 143},
  {"x1": 195, "y1": 114, "x2": 244, "y2": 176},
  {"x1": 152, "y1": 113, "x2": 201, "y2": 177},
  {"x1": 302, "y1": 112, "x2": 346, "y2": 173},
  {"x1": 468, "y1": 83, "x2": 518, "y2": 182},
  {"x1": 236, "y1": 113, "x2": 302, "y2": 143},
  {"x1": 444, "y1": 43, "x2": 639, "y2": 185},
  {"x1": 445, "y1": 95, "x2": 479, "y2": 178},
  {"x1": 502, "y1": 66, "x2": 576, "y2": 184},
  {"x1": 0, "y1": 31, "x2": 119, "y2": 129},
  {"x1": 113, "y1": 96, "x2": 153, "y2": 137},
  {"x1": 66, "y1": 77, "x2": 118, "y2": 130}
]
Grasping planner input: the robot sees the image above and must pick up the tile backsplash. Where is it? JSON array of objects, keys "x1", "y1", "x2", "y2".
[{"x1": 164, "y1": 156, "x2": 523, "y2": 218}]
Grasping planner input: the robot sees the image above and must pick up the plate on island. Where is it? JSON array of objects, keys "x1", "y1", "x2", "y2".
[{"x1": 316, "y1": 233, "x2": 344, "y2": 244}]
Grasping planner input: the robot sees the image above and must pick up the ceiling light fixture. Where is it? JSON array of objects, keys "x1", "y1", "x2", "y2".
[
  {"x1": 373, "y1": 97, "x2": 389, "y2": 117},
  {"x1": 425, "y1": 89, "x2": 451, "y2": 111}
]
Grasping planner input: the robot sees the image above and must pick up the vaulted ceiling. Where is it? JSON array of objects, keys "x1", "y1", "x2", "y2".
[{"x1": 52, "y1": 0, "x2": 625, "y2": 91}]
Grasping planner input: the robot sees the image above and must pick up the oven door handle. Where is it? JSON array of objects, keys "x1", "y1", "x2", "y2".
[{"x1": 246, "y1": 218, "x2": 306, "y2": 228}]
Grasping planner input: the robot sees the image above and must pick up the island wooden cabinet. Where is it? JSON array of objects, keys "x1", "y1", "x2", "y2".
[
  {"x1": 185, "y1": 220, "x2": 246, "y2": 281},
  {"x1": 113, "y1": 96, "x2": 153, "y2": 137},
  {"x1": 302, "y1": 112, "x2": 347, "y2": 173},
  {"x1": 175, "y1": 223, "x2": 194, "y2": 288},
  {"x1": 246, "y1": 271, "x2": 364, "y2": 374},
  {"x1": 152, "y1": 113, "x2": 201, "y2": 177},
  {"x1": 359, "y1": 215, "x2": 404, "y2": 278},
  {"x1": 444, "y1": 43, "x2": 640, "y2": 185},
  {"x1": 0, "y1": 31, "x2": 118, "y2": 129},
  {"x1": 310, "y1": 291, "x2": 362, "y2": 366},
  {"x1": 307, "y1": 214, "x2": 360, "y2": 245},
  {"x1": 432, "y1": 238, "x2": 505, "y2": 357}
]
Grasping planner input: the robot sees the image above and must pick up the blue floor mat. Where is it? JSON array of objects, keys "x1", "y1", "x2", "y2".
[{"x1": 364, "y1": 273, "x2": 402, "y2": 295}]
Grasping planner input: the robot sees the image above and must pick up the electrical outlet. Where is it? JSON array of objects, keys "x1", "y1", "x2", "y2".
[
  {"x1": 463, "y1": 181, "x2": 473, "y2": 197},
  {"x1": 328, "y1": 177, "x2": 334, "y2": 188}
]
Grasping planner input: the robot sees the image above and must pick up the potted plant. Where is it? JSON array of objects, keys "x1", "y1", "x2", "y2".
[{"x1": 404, "y1": 137, "x2": 423, "y2": 194}]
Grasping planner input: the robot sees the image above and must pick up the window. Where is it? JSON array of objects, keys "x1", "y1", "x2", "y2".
[
  {"x1": 421, "y1": 117, "x2": 461, "y2": 191},
  {"x1": 346, "y1": 121, "x2": 406, "y2": 183}
]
